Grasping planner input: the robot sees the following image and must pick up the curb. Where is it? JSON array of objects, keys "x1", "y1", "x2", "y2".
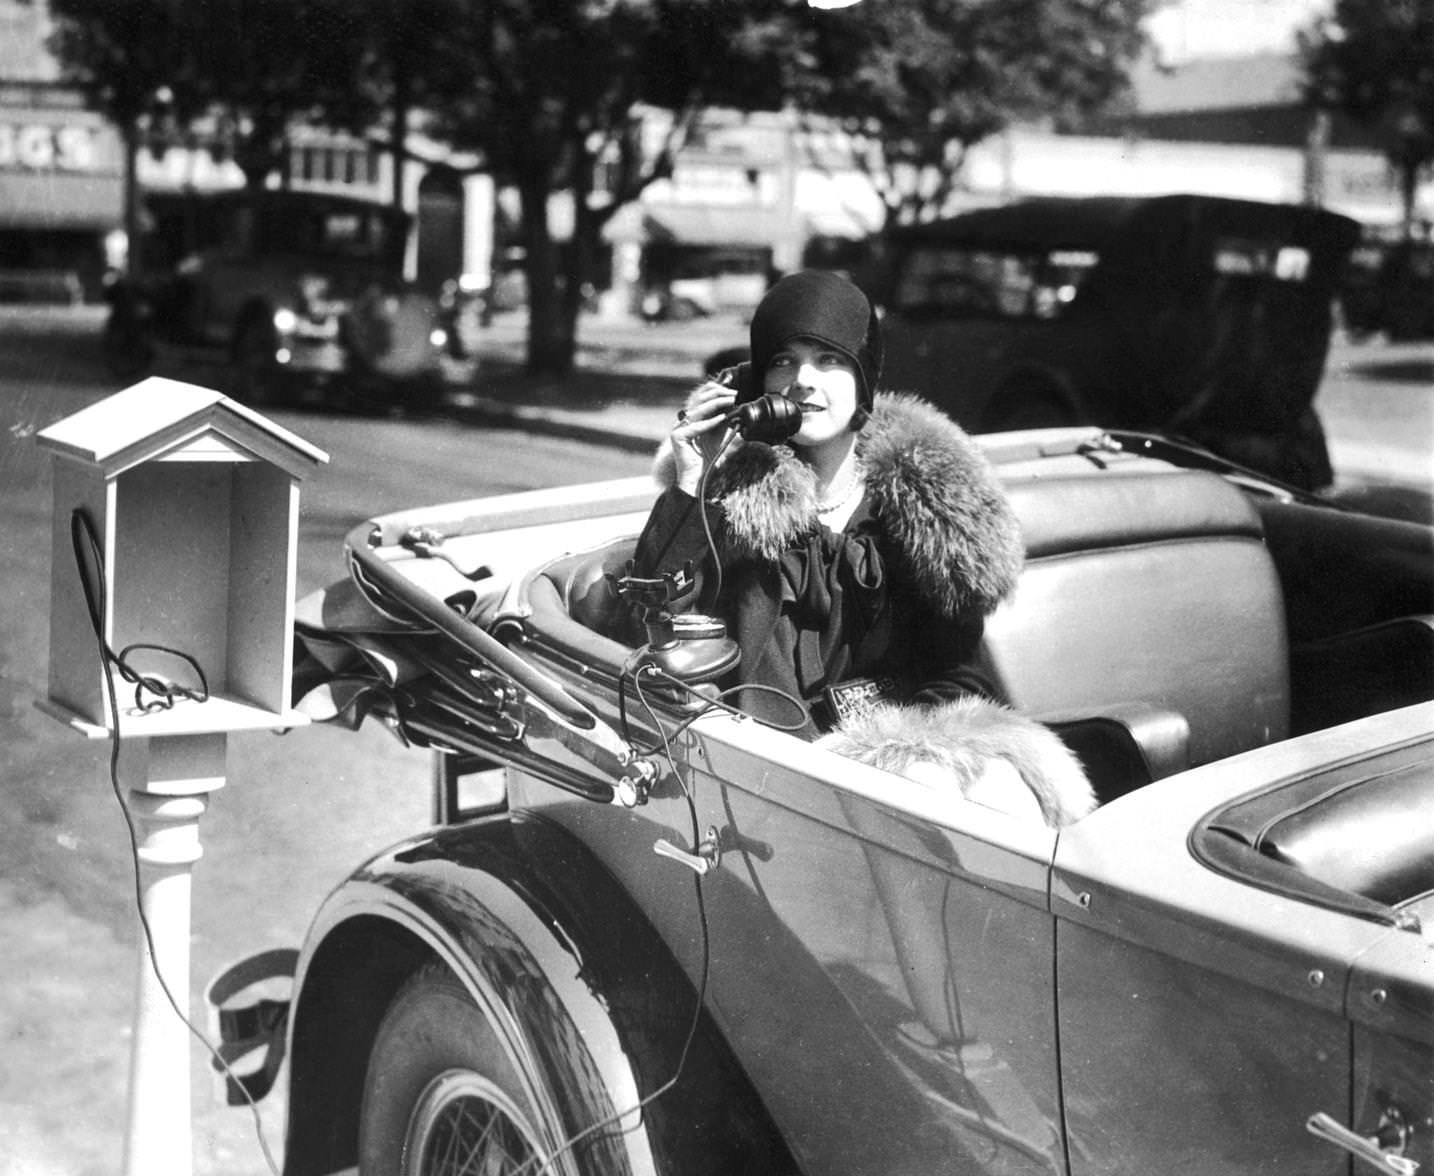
[{"x1": 446, "y1": 392, "x2": 663, "y2": 454}]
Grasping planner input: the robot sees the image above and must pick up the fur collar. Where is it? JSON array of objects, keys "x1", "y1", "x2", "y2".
[{"x1": 652, "y1": 392, "x2": 1023, "y2": 617}]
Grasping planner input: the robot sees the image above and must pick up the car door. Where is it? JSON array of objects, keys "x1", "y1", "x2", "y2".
[
  {"x1": 551, "y1": 716, "x2": 1067, "y2": 1176},
  {"x1": 1050, "y1": 762, "x2": 1377, "y2": 1175}
]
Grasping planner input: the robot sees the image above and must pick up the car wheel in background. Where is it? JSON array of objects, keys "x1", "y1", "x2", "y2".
[
  {"x1": 101, "y1": 312, "x2": 155, "y2": 381},
  {"x1": 979, "y1": 379, "x2": 1081, "y2": 432},
  {"x1": 358, "y1": 965, "x2": 558, "y2": 1175},
  {"x1": 231, "y1": 313, "x2": 282, "y2": 406},
  {"x1": 666, "y1": 296, "x2": 701, "y2": 322}
]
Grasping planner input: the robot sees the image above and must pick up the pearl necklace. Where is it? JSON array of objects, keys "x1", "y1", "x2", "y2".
[{"x1": 817, "y1": 469, "x2": 864, "y2": 516}]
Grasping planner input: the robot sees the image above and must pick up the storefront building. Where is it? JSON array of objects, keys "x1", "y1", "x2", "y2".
[
  {"x1": 0, "y1": 0, "x2": 124, "y2": 301},
  {"x1": 2, "y1": 0, "x2": 1424, "y2": 309}
]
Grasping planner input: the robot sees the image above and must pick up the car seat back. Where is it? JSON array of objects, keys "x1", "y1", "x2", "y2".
[{"x1": 981, "y1": 470, "x2": 1290, "y2": 776}]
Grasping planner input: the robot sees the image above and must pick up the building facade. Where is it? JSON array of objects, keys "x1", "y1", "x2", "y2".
[
  {"x1": 2, "y1": 0, "x2": 1426, "y2": 307},
  {"x1": 0, "y1": 0, "x2": 124, "y2": 300}
]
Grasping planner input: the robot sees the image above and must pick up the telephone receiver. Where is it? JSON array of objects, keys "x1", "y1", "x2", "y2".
[{"x1": 714, "y1": 364, "x2": 810, "y2": 443}]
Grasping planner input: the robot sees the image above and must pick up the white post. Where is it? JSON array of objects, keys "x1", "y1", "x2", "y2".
[{"x1": 120, "y1": 733, "x2": 226, "y2": 1176}]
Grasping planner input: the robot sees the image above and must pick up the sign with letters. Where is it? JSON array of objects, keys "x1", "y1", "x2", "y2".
[{"x1": 0, "y1": 120, "x2": 99, "y2": 172}]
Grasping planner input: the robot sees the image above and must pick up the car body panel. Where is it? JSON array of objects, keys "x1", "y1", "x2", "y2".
[
  {"x1": 1051, "y1": 710, "x2": 1434, "y2": 1175},
  {"x1": 507, "y1": 713, "x2": 1064, "y2": 1175}
]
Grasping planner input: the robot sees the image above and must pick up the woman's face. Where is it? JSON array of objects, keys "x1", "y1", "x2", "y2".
[{"x1": 763, "y1": 337, "x2": 861, "y2": 447}]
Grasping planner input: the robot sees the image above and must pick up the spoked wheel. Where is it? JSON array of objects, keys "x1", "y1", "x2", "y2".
[
  {"x1": 402, "y1": 1070, "x2": 546, "y2": 1174},
  {"x1": 360, "y1": 966, "x2": 561, "y2": 1175}
]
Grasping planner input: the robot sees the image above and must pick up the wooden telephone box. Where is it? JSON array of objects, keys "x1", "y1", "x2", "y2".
[
  {"x1": 38, "y1": 376, "x2": 327, "y2": 737},
  {"x1": 36, "y1": 376, "x2": 327, "y2": 1176}
]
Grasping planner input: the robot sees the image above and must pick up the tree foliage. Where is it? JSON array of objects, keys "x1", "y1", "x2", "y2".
[
  {"x1": 45, "y1": 0, "x2": 200, "y2": 268},
  {"x1": 49, "y1": 0, "x2": 386, "y2": 190},
  {"x1": 416, "y1": 0, "x2": 792, "y2": 374},
  {"x1": 1299, "y1": 0, "x2": 1434, "y2": 234},
  {"x1": 792, "y1": 0, "x2": 1151, "y2": 226},
  {"x1": 44, "y1": 0, "x2": 1154, "y2": 373}
]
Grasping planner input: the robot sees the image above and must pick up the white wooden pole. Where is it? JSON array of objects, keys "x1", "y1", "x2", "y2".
[{"x1": 120, "y1": 733, "x2": 226, "y2": 1176}]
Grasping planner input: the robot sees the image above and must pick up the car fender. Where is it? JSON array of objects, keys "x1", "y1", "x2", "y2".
[{"x1": 282, "y1": 809, "x2": 794, "y2": 1176}]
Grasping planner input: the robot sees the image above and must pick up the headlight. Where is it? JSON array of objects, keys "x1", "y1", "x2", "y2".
[
  {"x1": 430, "y1": 327, "x2": 448, "y2": 349},
  {"x1": 272, "y1": 307, "x2": 298, "y2": 335}
]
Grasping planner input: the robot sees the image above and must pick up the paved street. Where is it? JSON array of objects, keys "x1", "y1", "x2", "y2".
[
  {"x1": 0, "y1": 307, "x2": 654, "y2": 1176},
  {"x1": 0, "y1": 304, "x2": 1429, "y2": 1175},
  {"x1": 1319, "y1": 337, "x2": 1434, "y2": 492}
]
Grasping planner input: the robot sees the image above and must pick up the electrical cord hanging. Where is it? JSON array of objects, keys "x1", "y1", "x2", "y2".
[
  {"x1": 536, "y1": 407, "x2": 817, "y2": 1167},
  {"x1": 70, "y1": 507, "x2": 281, "y2": 1176},
  {"x1": 616, "y1": 659, "x2": 809, "y2": 752},
  {"x1": 518, "y1": 668, "x2": 712, "y2": 1176},
  {"x1": 696, "y1": 425, "x2": 739, "y2": 608},
  {"x1": 70, "y1": 510, "x2": 210, "y2": 713}
]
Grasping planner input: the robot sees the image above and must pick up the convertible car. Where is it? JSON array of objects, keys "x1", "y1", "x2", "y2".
[{"x1": 260, "y1": 426, "x2": 1433, "y2": 1176}]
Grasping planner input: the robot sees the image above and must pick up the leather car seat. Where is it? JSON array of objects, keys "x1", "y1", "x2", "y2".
[{"x1": 979, "y1": 470, "x2": 1290, "y2": 800}]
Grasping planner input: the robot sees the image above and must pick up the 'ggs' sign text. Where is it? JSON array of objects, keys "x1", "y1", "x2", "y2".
[{"x1": 0, "y1": 122, "x2": 98, "y2": 171}]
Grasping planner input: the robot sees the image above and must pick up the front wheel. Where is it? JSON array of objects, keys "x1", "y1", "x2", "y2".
[{"x1": 359, "y1": 966, "x2": 558, "y2": 1174}]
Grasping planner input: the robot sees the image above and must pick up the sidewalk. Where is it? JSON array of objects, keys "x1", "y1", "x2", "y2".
[
  {"x1": 447, "y1": 373, "x2": 683, "y2": 454},
  {"x1": 441, "y1": 311, "x2": 741, "y2": 452},
  {"x1": 0, "y1": 301, "x2": 730, "y2": 454}
]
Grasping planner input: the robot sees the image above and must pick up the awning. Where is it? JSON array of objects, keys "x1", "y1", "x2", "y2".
[
  {"x1": 0, "y1": 169, "x2": 123, "y2": 230},
  {"x1": 803, "y1": 206, "x2": 879, "y2": 240},
  {"x1": 639, "y1": 204, "x2": 794, "y2": 248}
]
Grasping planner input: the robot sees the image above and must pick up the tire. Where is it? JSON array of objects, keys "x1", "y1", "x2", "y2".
[
  {"x1": 101, "y1": 313, "x2": 155, "y2": 381},
  {"x1": 979, "y1": 382, "x2": 1079, "y2": 432},
  {"x1": 667, "y1": 297, "x2": 701, "y2": 322},
  {"x1": 231, "y1": 314, "x2": 281, "y2": 406},
  {"x1": 359, "y1": 965, "x2": 554, "y2": 1174}
]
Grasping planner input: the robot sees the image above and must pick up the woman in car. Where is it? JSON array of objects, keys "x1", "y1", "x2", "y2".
[{"x1": 633, "y1": 269, "x2": 1094, "y2": 826}]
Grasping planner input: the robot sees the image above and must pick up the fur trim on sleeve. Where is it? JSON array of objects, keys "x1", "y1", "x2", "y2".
[
  {"x1": 651, "y1": 384, "x2": 820, "y2": 562},
  {"x1": 818, "y1": 697, "x2": 1097, "y2": 828},
  {"x1": 651, "y1": 389, "x2": 1025, "y2": 611},
  {"x1": 859, "y1": 394, "x2": 1023, "y2": 617}
]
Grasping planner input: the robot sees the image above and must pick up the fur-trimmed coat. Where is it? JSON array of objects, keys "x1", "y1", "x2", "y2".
[{"x1": 637, "y1": 392, "x2": 1025, "y2": 737}]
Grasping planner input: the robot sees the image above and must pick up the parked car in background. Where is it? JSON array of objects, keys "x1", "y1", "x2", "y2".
[
  {"x1": 868, "y1": 195, "x2": 1361, "y2": 490},
  {"x1": 101, "y1": 189, "x2": 449, "y2": 410},
  {"x1": 642, "y1": 249, "x2": 772, "y2": 322},
  {"x1": 1340, "y1": 232, "x2": 1434, "y2": 342},
  {"x1": 223, "y1": 427, "x2": 1433, "y2": 1175}
]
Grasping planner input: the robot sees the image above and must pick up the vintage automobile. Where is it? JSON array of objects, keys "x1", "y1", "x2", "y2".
[
  {"x1": 870, "y1": 196, "x2": 1360, "y2": 493},
  {"x1": 102, "y1": 189, "x2": 449, "y2": 411},
  {"x1": 709, "y1": 197, "x2": 1360, "y2": 492},
  {"x1": 253, "y1": 425, "x2": 1433, "y2": 1176},
  {"x1": 1340, "y1": 234, "x2": 1434, "y2": 343}
]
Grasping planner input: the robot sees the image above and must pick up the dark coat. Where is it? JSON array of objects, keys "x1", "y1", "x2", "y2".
[{"x1": 636, "y1": 392, "x2": 1024, "y2": 737}]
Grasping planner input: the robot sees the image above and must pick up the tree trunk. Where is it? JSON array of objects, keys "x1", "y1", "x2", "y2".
[
  {"x1": 122, "y1": 123, "x2": 142, "y2": 278},
  {"x1": 518, "y1": 180, "x2": 577, "y2": 377},
  {"x1": 391, "y1": 48, "x2": 409, "y2": 212},
  {"x1": 1399, "y1": 160, "x2": 1419, "y2": 241}
]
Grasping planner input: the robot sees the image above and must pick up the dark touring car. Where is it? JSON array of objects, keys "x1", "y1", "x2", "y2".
[
  {"x1": 871, "y1": 196, "x2": 1360, "y2": 492},
  {"x1": 239, "y1": 426, "x2": 1431, "y2": 1175}
]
